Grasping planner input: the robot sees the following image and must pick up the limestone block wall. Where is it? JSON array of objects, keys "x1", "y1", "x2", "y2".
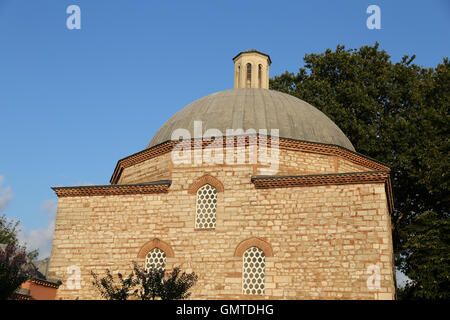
[
  {"x1": 116, "y1": 146, "x2": 375, "y2": 185},
  {"x1": 117, "y1": 152, "x2": 171, "y2": 184},
  {"x1": 337, "y1": 157, "x2": 370, "y2": 173},
  {"x1": 49, "y1": 162, "x2": 395, "y2": 300},
  {"x1": 276, "y1": 149, "x2": 369, "y2": 175}
]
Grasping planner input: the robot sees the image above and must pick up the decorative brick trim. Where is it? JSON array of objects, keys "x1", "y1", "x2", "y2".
[
  {"x1": 110, "y1": 136, "x2": 390, "y2": 184},
  {"x1": 52, "y1": 180, "x2": 171, "y2": 198},
  {"x1": 277, "y1": 138, "x2": 388, "y2": 171},
  {"x1": 188, "y1": 174, "x2": 224, "y2": 194},
  {"x1": 234, "y1": 237, "x2": 274, "y2": 257},
  {"x1": 111, "y1": 141, "x2": 175, "y2": 183},
  {"x1": 11, "y1": 292, "x2": 32, "y2": 300},
  {"x1": 137, "y1": 238, "x2": 175, "y2": 259},
  {"x1": 30, "y1": 279, "x2": 61, "y2": 289},
  {"x1": 251, "y1": 171, "x2": 390, "y2": 189},
  {"x1": 251, "y1": 171, "x2": 394, "y2": 215}
]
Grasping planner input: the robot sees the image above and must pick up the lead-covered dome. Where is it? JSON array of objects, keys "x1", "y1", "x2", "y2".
[{"x1": 148, "y1": 88, "x2": 355, "y2": 151}]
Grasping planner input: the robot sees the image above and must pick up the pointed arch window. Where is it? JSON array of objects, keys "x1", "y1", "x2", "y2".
[
  {"x1": 242, "y1": 246, "x2": 265, "y2": 295},
  {"x1": 195, "y1": 184, "x2": 217, "y2": 229}
]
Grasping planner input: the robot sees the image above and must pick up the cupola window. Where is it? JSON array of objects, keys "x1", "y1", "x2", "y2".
[
  {"x1": 258, "y1": 64, "x2": 262, "y2": 88},
  {"x1": 246, "y1": 63, "x2": 252, "y2": 88}
]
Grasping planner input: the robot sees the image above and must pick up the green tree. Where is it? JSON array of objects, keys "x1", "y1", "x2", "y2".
[
  {"x1": 91, "y1": 269, "x2": 134, "y2": 300},
  {"x1": 132, "y1": 262, "x2": 165, "y2": 300},
  {"x1": 397, "y1": 211, "x2": 449, "y2": 299},
  {"x1": 0, "y1": 214, "x2": 20, "y2": 247},
  {"x1": 91, "y1": 264, "x2": 198, "y2": 300},
  {"x1": 0, "y1": 244, "x2": 37, "y2": 300},
  {"x1": 0, "y1": 215, "x2": 39, "y2": 299},
  {"x1": 157, "y1": 267, "x2": 198, "y2": 300},
  {"x1": 270, "y1": 43, "x2": 449, "y2": 299},
  {"x1": 133, "y1": 263, "x2": 198, "y2": 300},
  {"x1": 0, "y1": 214, "x2": 38, "y2": 261}
]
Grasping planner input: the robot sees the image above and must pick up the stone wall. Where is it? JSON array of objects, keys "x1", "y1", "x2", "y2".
[
  {"x1": 116, "y1": 146, "x2": 374, "y2": 185},
  {"x1": 117, "y1": 152, "x2": 171, "y2": 184},
  {"x1": 49, "y1": 152, "x2": 395, "y2": 300}
]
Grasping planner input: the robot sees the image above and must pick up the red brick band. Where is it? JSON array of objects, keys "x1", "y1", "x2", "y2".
[
  {"x1": 110, "y1": 136, "x2": 390, "y2": 184},
  {"x1": 251, "y1": 171, "x2": 394, "y2": 214},
  {"x1": 11, "y1": 293, "x2": 32, "y2": 300},
  {"x1": 52, "y1": 181, "x2": 171, "y2": 198},
  {"x1": 234, "y1": 237, "x2": 274, "y2": 257},
  {"x1": 251, "y1": 171, "x2": 390, "y2": 189},
  {"x1": 30, "y1": 279, "x2": 61, "y2": 289},
  {"x1": 137, "y1": 238, "x2": 175, "y2": 258},
  {"x1": 188, "y1": 174, "x2": 224, "y2": 194}
]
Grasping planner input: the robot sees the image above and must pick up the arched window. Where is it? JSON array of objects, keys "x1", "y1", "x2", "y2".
[
  {"x1": 195, "y1": 184, "x2": 217, "y2": 229},
  {"x1": 242, "y1": 246, "x2": 265, "y2": 295},
  {"x1": 236, "y1": 65, "x2": 241, "y2": 88},
  {"x1": 258, "y1": 64, "x2": 262, "y2": 88},
  {"x1": 246, "y1": 63, "x2": 252, "y2": 88},
  {"x1": 145, "y1": 247, "x2": 166, "y2": 272}
]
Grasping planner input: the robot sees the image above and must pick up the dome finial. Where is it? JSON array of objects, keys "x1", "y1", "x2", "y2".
[{"x1": 232, "y1": 50, "x2": 271, "y2": 89}]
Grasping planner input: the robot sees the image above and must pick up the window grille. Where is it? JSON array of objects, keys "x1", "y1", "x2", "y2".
[
  {"x1": 242, "y1": 246, "x2": 265, "y2": 295},
  {"x1": 145, "y1": 247, "x2": 166, "y2": 272},
  {"x1": 195, "y1": 184, "x2": 217, "y2": 229}
]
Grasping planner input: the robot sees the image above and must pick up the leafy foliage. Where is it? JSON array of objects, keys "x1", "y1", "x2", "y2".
[
  {"x1": 0, "y1": 215, "x2": 20, "y2": 247},
  {"x1": 397, "y1": 211, "x2": 449, "y2": 299},
  {"x1": 0, "y1": 214, "x2": 38, "y2": 260},
  {"x1": 0, "y1": 244, "x2": 37, "y2": 300},
  {"x1": 132, "y1": 262, "x2": 165, "y2": 300},
  {"x1": 91, "y1": 263, "x2": 198, "y2": 300},
  {"x1": 157, "y1": 267, "x2": 198, "y2": 300},
  {"x1": 270, "y1": 43, "x2": 449, "y2": 299},
  {"x1": 91, "y1": 269, "x2": 134, "y2": 300},
  {"x1": 0, "y1": 215, "x2": 39, "y2": 299}
]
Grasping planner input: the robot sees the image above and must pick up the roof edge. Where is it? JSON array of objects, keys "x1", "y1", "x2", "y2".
[
  {"x1": 251, "y1": 171, "x2": 394, "y2": 214},
  {"x1": 251, "y1": 171, "x2": 390, "y2": 180},
  {"x1": 110, "y1": 136, "x2": 390, "y2": 184},
  {"x1": 52, "y1": 180, "x2": 172, "y2": 197},
  {"x1": 232, "y1": 50, "x2": 272, "y2": 65}
]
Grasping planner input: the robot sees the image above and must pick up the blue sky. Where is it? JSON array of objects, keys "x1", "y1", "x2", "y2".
[{"x1": 0, "y1": 0, "x2": 449, "y2": 259}]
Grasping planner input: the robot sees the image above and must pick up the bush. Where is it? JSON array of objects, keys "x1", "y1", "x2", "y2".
[
  {"x1": 91, "y1": 269, "x2": 134, "y2": 300},
  {"x1": 91, "y1": 263, "x2": 198, "y2": 300}
]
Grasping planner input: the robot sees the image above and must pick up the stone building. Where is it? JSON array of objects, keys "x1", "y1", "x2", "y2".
[{"x1": 48, "y1": 50, "x2": 395, "y2": 300}]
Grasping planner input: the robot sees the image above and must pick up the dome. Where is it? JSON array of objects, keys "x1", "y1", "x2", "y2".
[{"x1": 147, "y1": 88, "x2": 355, "y2": 151}]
